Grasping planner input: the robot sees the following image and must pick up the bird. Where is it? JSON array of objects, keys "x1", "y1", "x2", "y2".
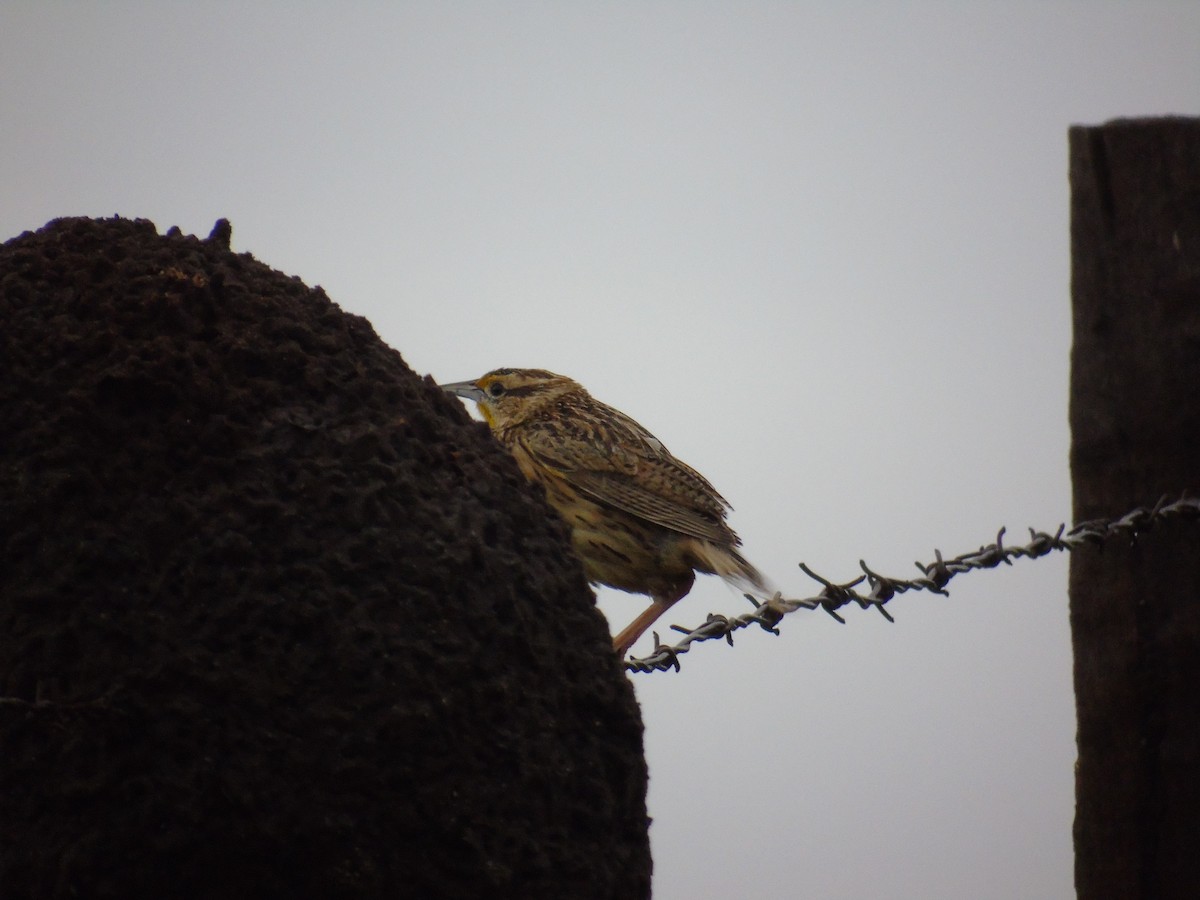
[{"x1": 439, "y1": 368, "x2": 768, "y2": 656}]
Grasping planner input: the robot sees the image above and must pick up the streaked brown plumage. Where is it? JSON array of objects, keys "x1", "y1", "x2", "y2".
[{"x1": 440, "y1": 368, "x2": 768, "y2": 656}]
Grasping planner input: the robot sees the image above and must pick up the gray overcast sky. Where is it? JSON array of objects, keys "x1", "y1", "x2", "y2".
[{"x1": 4, "y1": 3, "x2": 1198, "y2": 897}]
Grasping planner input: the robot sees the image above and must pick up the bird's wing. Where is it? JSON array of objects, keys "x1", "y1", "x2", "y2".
[
  {"x1": 515, "y1": 407, "x2": 737, "y2": 546},
  {"x1": 569, "y1": 469, "x2": 734, "y2": 544}
]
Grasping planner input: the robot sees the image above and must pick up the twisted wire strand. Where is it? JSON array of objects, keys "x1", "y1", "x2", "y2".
[{"x1": 623, "y1": 494, "x2": 1200, "y2": 673}]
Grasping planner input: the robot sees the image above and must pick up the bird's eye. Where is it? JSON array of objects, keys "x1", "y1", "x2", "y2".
[{"x1": 487, "y1": 382, "x2": 506, "y2": 398}]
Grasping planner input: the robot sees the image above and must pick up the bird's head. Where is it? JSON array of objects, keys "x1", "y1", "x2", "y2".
[{"x1": 439, "y1": 368, "x2": 582, "y2": 431}]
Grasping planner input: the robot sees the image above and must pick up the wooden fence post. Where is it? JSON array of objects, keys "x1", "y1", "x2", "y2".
[{"x1": 1069, "y1": 117, "x2": 1200, "y2": 899}]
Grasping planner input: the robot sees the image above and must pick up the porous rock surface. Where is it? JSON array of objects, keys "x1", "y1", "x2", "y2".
[{"x1": 0, "y1": 217, "x2": 650, "y2": 899}]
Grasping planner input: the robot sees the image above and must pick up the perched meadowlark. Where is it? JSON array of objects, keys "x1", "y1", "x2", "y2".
[{"x1": 440, "y1": 368, "x2": 768, "y2": 656}]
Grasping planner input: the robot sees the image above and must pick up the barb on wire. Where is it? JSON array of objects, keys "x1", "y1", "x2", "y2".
[{"x1": 624, "y1": 494, "x2": 1200, "y2": 673}]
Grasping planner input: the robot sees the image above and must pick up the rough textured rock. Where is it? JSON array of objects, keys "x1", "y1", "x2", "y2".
[
  {"x1": 1069, "y1": 117, "x2": 1200, "y2": 899},
  {"x1": 0, "y1": 216, "x2": 650, "y2": 899}
]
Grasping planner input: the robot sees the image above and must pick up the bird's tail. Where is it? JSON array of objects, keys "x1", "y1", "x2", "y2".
[{"x1": 691, "y1": 542, "x2": 774, "y2": 599}]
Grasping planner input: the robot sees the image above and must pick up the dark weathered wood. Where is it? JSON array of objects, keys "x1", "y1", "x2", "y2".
[{"x1": 1069, "y1": 117, "x2": 1200, "y2": 900}]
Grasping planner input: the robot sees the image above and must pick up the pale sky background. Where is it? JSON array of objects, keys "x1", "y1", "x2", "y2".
[{"x1": 4, "y1": 4, "x2": 1198, "y2": 898}]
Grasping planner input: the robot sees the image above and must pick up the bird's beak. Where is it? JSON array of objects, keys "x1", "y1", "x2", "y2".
[{"x1": 439, "y1": 379, "x2": 486, "y2": 403}]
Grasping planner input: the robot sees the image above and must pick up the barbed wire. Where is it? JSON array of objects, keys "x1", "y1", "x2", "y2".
[{"x1": 623, "y1": 494, "x2": 1200, "y2": 674}]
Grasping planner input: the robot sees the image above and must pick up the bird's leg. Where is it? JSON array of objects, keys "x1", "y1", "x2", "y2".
[
  {"x1": 612, "y1": 600, "x2": 675, "y2": 658},
  {"x1": 613, "y1": 576, "x2": 693, "y2": 657}
]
